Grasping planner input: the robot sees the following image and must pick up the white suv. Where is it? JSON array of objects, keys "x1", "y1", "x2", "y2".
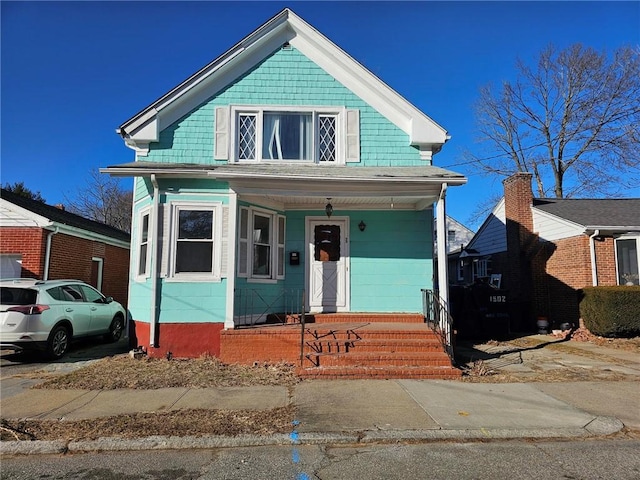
[{"x1": 0, "y1": 279, "x2": 126, "y2": 359}]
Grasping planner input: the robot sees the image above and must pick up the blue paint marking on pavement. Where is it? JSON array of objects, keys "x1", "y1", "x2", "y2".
[{"x1": 290, "y1": 419, "x2": 310, "y2": 479}]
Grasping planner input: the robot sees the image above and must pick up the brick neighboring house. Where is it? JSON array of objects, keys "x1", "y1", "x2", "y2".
[
  {"x1": 0, "y1": 188, "x2": 131, "y2": 306},
  {"x1": 460, "y1": 173, "x2": 640, "y2": 331}
]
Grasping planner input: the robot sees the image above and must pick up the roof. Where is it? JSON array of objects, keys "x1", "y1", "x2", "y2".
[
  {"x1": 118, "y1": 8, "x2": 449, "y2": 157},
  {"x1": 103, "y1": 162, "x2": 465, "y2": 210},
  {"x1": 533, "y1": 198, "x2": 640, "y2": 230},
  {"x1": 0, "y1": 189, "x2": 131, "y2": 242},
  {"x1": 103, "y1": 162, "x2": 466, "y2": 183}
]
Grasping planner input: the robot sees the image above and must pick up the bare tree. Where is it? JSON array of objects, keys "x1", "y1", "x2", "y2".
[
  {"x1": 66, "y1": 170, "x2": 132, "y2": 232},
  {"x1": 470, "y1": 44, "x2": 640, "y2": 198}
]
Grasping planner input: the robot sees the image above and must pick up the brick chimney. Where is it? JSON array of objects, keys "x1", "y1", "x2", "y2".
[
  {"x1": 503, "y1": 173, "x2": 536, "y2": 327},
  {"x1": 503, "y1": 172, "x2": 534, "y2": 232}
]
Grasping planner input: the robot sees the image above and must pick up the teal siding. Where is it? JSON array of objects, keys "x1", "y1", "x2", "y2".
[
  {"x1": 284, "y1": 209, "x2": 434, "y2": 313},
  {"x1": 128, "y1": 279, "x2": 226, "y2": 324},
  {"x1": 134, "y1": 177, "x2": 152, "y2": 202},
  {"x1": 128, "y1": 187, "x2": 230, "y2": 324},
  {"x1": 350, "y1": 209, "x2": 433, "y2": 312},
  {"x1": 146, "y1": 47, "x2": 423, "y2": 166},
  {"x1": 157, "y1": 279, "x2": 227, "y2": 323}
]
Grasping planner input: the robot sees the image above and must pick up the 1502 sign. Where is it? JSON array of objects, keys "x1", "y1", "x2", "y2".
[{"x1": 489, "y1": 295, "x2": 507, "y2": 303}]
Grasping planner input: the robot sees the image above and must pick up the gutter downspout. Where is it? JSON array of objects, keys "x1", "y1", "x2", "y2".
[
  {"x1": 589, "y1": 230, "x2": 600, "y2": 286},
  {"x1": 149, "y1": 175, "x2": 160, "y2": 347},
  {"x1": 436, "y1": 183, "x2": 449, "y2": 315},
  {"x1": 43, "y1": 227, "x2": 59, "y2": 280}
]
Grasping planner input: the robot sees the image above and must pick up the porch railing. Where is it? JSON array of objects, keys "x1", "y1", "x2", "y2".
[
  {"x1": 234, "y1": 288, "x2": 305, "y2": 327},
  {"x1": 422, "y1": 289, "x2": 455, "y2": 364}
]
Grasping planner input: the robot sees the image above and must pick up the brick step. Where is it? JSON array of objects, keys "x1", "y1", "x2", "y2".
[
  {"x1": 305, "y1": 339, "x2": 444, "y2": 354},
  {"x1": 309, "y1": 314, "x2": 425, "y2": 324},
  {"x1": 306, "y1": 352, "x2": 452, "y2": 368},
  {"x1": 304, "y1": 330, "x2": 440, "y2": 342},
  {"x1": 297, "y1": 365, "x2": 462, "y2": 380}
]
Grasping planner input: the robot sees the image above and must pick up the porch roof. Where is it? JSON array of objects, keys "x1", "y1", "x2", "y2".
[
  {"x1": 102, "y1": 162, "x2": 466, "y2": 209},
  {"x1": 103, "y1": 162, "x2": 465, "y2": 183}
]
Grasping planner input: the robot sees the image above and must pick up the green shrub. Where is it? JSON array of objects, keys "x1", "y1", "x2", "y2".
[{"x1": 579, "y1": 286, "x2": 640, "y2": 337}]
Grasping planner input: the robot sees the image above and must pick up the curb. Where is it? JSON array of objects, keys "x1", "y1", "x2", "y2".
[{"x1": 0, "y1": 417, "x2": 624, "y2": 456}]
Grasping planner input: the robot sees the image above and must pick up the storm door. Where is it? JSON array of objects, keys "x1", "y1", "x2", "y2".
[{"x1": 307, "y1": 218, "x2": 349, "y2": 312}]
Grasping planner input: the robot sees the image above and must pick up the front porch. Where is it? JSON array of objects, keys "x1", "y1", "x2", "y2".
[{"x1": 220, "y1": 313, "x2": 461, "y2": 380}]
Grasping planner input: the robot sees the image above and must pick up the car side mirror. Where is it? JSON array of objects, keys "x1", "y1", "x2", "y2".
[{"x1": 104, "y1": 296, "x2": 114, "y2": 304}]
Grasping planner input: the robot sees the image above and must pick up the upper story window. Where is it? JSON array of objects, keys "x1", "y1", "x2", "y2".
[
  {"x1": 236, "y1": 109, "x2": 337, "y2": 163},
  {"x1": 214, "y1": 106, "x2": 359, "y2": 164}
]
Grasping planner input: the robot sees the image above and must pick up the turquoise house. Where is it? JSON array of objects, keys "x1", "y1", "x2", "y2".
[{"x1": 104, "y1": 9, "x2": 466, "y2": 358}]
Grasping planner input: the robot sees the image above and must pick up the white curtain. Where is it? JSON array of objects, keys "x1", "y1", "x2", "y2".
[{"x1": 263, "y1": 113, "x2": 312, "y2": 160}]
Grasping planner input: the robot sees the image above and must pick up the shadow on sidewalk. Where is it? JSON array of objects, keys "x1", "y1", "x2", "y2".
[{"x1": 454, "y1": 336, "x2": 570, "y2": 369}]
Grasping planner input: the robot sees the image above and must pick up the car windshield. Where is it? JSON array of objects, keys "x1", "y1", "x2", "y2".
[{"x1": 0, "y1": 287, "x2": 38, "y2": 305}]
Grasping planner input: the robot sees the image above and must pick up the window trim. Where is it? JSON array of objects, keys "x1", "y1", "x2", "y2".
[
  {"x1": 237, "y1": 206, "x2": 285, "y2": 283},
  {"x1": 136, "y1": 208, "x2": 151, "y2": 281},
  {"x1": 615, "y1": 235, "x2": 640, "y2": 286},
  {"x1": 230, "y1": 105, "x2": 344, "y2": 164},
  {"x1": 473, "y1": 258, "x2": 490, "y2": 279},
  {"x1": 168, "y1": 201, "x2": 223, "y2": 282}
]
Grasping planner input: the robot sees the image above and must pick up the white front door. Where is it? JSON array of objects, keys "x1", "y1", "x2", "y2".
[{"x1": 306, "y1": 217, "x2": 349, "y2": 312}]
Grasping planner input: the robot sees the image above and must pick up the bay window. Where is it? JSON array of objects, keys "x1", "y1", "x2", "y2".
[
  {"x1": 137, "y1": 211, "x2": 150, "y2": 277},
  {"x1": 169, "y1": 203, "x2": 222, "y2": 280}
]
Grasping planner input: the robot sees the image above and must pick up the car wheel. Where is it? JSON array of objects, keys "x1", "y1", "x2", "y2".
[
  {"x1": 47, "y1": 325, "x2": 70, "y2": 359},
  {"x1": 104, "y1": 315, "x2": 124, "y2": 343}
]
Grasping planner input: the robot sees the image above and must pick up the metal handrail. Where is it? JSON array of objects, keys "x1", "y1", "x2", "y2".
[
  {"x1": 234, "y1": 288, "x2": 304, "y2": 327},
  {"x1": 422, "y1": 289, "x2": 455, "y2": 363}
]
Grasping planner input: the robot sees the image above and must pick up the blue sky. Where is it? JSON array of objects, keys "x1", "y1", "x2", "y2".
[{"x1": 2, "y1": 1, "x2": 639, "y2": 228}]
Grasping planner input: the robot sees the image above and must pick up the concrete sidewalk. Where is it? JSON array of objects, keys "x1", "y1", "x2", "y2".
[
  {"x1": 1, "y1": 379, "x2": 634, "y2": 456},
  {"x1": 1, "y1": 334, "x2": 638, "y2": 455}
]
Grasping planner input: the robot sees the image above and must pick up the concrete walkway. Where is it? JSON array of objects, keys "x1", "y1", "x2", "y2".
[{"x1": 1, "y1": 335, "x2": 638, "y2": 456}]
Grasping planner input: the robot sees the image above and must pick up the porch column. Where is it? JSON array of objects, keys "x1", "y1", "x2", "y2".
[
  {"x1": 225, "y1": 190, "x2": 238, "y2": 330},
  {"x1": 436, "y1": 183, "x2": 449, "y2": 316}
]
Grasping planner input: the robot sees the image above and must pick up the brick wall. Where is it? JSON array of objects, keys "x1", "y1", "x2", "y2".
[
  {"x1": 0, "y1": 227, "x2": 46, "y2": 278},
  {"x1": 594, "y1": 237, "x2": 618, "y2": 286},
  {"x1": 48, "y1": 233, "x2": 130, "y2": 306},
  {"x1": 499, "y1": 173, "x2": 624, "y2": 328}
]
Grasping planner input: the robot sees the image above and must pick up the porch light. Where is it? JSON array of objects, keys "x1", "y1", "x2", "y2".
[
  {"x1": 358, "y1": 220, "x2": 366, "y2": 232},
  {"x1": 325, "y1": 198, "x2": 333, "y2": 218}
]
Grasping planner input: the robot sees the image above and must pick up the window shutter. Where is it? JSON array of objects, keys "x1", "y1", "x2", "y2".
[
  {"x1": 345, "y1": 109, "x2": 360, "y2": 163},
  {"x1": 237, "y1": 207, "x2": 249, "y2": 277},
  {"x1": 214, "y1": 106, "x2": 229, "y2": 160},
  {"x1": 276, "y1": 215, "x2": 286, "y2": 280}
]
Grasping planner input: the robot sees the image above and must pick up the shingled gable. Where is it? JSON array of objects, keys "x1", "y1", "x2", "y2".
[
  {"x1": 0, "y1": 188, "x2": 130, "y2": 245},
  {"x1": 117, "y1": 8, "x2": 449, "y2": 160}
]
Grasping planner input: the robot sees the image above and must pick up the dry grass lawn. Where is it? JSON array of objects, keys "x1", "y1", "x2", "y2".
[{"x1": 1, "y1": 356, "x2": 299, "y2": 442}]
